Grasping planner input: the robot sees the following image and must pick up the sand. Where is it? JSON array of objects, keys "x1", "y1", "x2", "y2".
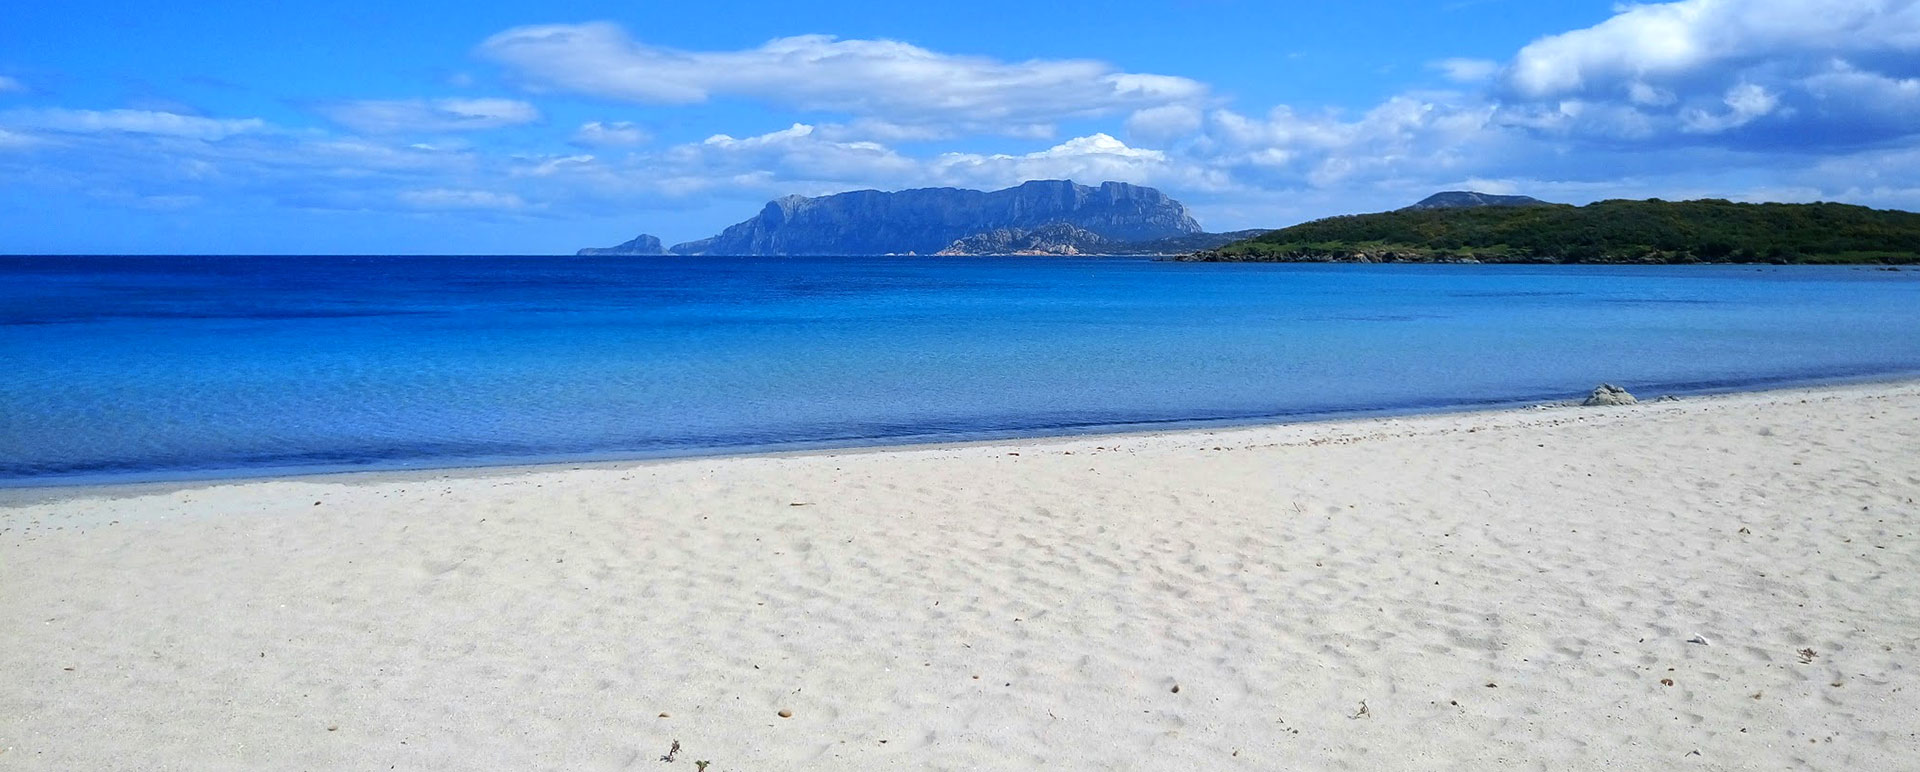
[{"x1": 3, "y1": 382, "x2": 1918, "y2": 770}]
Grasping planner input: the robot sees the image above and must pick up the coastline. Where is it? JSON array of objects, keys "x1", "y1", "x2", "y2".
[
  {"x1": 4, "y1": 378, "x2": 1919, "y2": 768},
  {"x1": 9, "y1": 367, "x2": 1920, "y2": 498}
]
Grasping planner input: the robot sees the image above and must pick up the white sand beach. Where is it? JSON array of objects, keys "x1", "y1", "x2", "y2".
[{"x1": 3, "y1": 382, "x2": 1918, "y2": 770}]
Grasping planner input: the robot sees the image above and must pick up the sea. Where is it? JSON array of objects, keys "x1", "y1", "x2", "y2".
[{"x1": 5, "y1": 255, "x2": 1920, "y2": 486}]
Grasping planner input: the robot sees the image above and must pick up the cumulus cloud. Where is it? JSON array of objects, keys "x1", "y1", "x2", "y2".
[
  {"x1": 1, "y1": 108, "x2": 267, "y2": 140},
  {"x1": 1199, "y1": 95, "x2": 1511, "y2": 188},
  {"x1": 1506, "y1": 0, "x2": 1919, "y2": 98},
  {"x1": 319, "y1": 98, "x2": 539, "y2": 134},
  {"x1": 571, "y1": 121, "x2": 649, "y2": 147},
  {"x1": 1495, "y1": 0, "x2": 1920, "y2": 146},
  {"x1": 934, "y1": 134, "x2": 1159, "y2": 184},
  {"x1": 678, "y1": 123, "x2": 920, "y2": 185},
  {"x1": 489, "y1": 123, "x2": 1229, "y2": 205},
  {"x1": 480, "y1": 23, "x2": 1207, "y2": 134}
]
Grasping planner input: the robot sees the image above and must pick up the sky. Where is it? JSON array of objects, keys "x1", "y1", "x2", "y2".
[{"x1": 2, "y1": 0, "x2": 1918, "y2": 254}]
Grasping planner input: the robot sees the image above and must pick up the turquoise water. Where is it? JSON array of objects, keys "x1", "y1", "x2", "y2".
[{"x1": 4, "y1": 255, "x2": 1920, "y2": 485}]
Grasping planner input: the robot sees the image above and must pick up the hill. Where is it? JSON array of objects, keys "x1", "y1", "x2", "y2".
[
  {"x1": 1402, "y1": 191, "x2": 1554, "y2": 210},
  {"x1": 1185, "y1": 198, "x2": 1920, "y2": 264}
]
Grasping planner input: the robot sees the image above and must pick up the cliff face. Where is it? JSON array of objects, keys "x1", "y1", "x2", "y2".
[
  {"x1": 668, "y1": 180, "x2": 1202, "y2": 256},
  {"x1": 577, "y1": 233, "x2": 668, "y2": 256}
]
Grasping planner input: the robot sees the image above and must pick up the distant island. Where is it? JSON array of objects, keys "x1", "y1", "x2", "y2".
[
  {"x1": 579, "y1": 180, "x2": 1260, "y2": 257},
  {"x1": 581, "y1": 185, "x2": 1920, "y2": 264},
  {"x1": 576, "y1": 233, "x2": 668, "y2": 257},
  {"x1": 1182, "y1": 195, "x2": 1920, "y2": 264}
]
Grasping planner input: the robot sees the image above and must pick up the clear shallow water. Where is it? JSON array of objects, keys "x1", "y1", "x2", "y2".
[{"x1": 4, "y1": 255, "x2": 1920, "y2": 485}]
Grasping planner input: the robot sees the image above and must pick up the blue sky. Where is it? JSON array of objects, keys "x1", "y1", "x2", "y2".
[{"x1": 3, "y1": 0, "x2": 1918, "y2": 254}]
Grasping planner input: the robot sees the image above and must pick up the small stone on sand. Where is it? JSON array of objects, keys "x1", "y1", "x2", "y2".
[{"x1": 778, "y1": 709, "x2": 793, "y2": 718}]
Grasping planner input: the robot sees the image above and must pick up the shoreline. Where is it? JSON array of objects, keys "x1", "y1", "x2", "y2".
[
  {"x1": 9, "y1": 368, "x2": 1920, "y2": 502},
  {"x1": 4, "y1": 375, "x2": 1916, "y2": 769}
]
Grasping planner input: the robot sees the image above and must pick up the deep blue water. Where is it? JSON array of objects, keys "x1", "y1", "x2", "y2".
[{"x1": 5, "y1": 255, "x2": 1920, "y2": 485}]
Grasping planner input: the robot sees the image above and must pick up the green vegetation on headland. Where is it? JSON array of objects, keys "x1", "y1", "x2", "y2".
[{"x1": 1182, "y1": 199, "x2": 1920, "y2": 264}]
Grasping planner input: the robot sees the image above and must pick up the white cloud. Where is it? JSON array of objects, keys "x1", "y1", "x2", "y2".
[
  {"x1": 1200, "y1": 95, "x2": 1509, "y2": 188},
  {"x1": 571, "y1": 121, "x2": 649, "y2": 147},
  {"x1": 397, "y1": 188, "x2": 525, "y2": 210},
  {"x1": 931, "y1": 133, "x2": 1226, "y2": 191},
  {"x1": 480, "y1": 23, "x2": 1208, "y2": 133},
  {"x1": 1492, "y1": 0, "x2": 1920, "y2": 146},
  {"x1": 0, "y1": 75, "x2": 25, "y2": 94},
  {"x1": 680, "y1": 123, "x2": 920, "y2": 185},
  {"x1": 1, "y1": 108, "x2": 267, "y2": 140},
  {"x1": 1680, "y1": 82, "x2": 1781, "y2": 133},
  {"x1": 512, "y1": 154, "x2": 597, "y2": 177},
  {"x1": 1506, "y1": 0, "x2": 1920, "y2": 98},
  {"x1": 1431, "y1": 58, "x2": 1498, "y2": 83},
  {"x1": 1125, "y1": 104, "x2": 1204, "y2": 142},
  {"x1": 319, "y1": 98, "x2": 539, "y2": 134},
  {"x1": 509, "y1": 125, "x2": 1225, "y2": 204}
]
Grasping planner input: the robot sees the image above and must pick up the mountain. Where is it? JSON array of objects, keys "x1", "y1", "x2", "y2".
[
  {"x1": 576, "y1": 233, "x2": 668, "y2": 256},
  {"x1": 662, "y1": 180, "x2": 1202, "y2": 256},
  {"x1": 1183, "y1": 198, "x2": 1920, "y2": 264},
  {"x1": 1402, "y1": 191, "x2": 1555, "y2": 210}
]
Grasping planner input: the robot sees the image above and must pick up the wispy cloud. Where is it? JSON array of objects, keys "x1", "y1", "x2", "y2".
[
  {"x1": 480, "y1": 24, "x2": 1208, "y2": 136},
  {"x1": 397, "y1": 188, "x2": 526, "y2": 211},
  {"x1": 0, "y1": 127, "x2": 40, "y2": 149},
  {"x1": 1430, "y1": 58, "x2": 1498, "y2": 83},
  {"x1": 570, "y1": 121, "x2": 649, "y2": 147},
  {"x1": 317, "y1": 98, "x2": 540, "y2": 134},
  {"x1": 0, "y1": 108, "x2": 267, "y2": 140},
  {"x1": 0, "y1": 75, "x2": 26, "y2": 94}
]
